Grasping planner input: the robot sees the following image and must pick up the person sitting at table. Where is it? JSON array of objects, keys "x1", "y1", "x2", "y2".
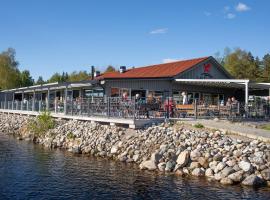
[
  {"x1": 226, "y1": 97, "x2": 232, "y2": 106},
  {"x1": 231, "y1": 96, "x2": 238, "y2": 105}
]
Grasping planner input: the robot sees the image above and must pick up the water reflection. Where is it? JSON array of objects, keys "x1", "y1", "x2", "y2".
[{"x1": 0, "y1": 134, "x2": 269, "y2": 200}]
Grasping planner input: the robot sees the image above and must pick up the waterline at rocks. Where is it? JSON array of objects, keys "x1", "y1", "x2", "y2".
[{"x1": 0, "y1": 113, "x2": 270, "y2": 188}]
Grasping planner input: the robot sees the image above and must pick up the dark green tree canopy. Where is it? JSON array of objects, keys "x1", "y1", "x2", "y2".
[{"x1": 19, "y1": 70, "x2": 34, "y2": 87}]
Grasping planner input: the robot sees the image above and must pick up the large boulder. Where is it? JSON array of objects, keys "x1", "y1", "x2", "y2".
[
  {"x1": 205, "y1": 168, "x2": 214, "y2": 177},
  {"x1": 239, "y1": 161, "x2": 252, "y2": 172},
  {"x1": 214, "y1": 162, "x2": 226, "y2": 173},
  {"x1": 221, "y1": 167, "x2": 235, "y2": 178},
  {"x1": 176, "y1": 151, "x2": 190, "y2": 167},
  {"x1": 241, "y1": 175, "x2": 264, "y2": 186},
  {"x1": 139, "y1": 160, "x2": 157, "y2": 170},
  {"x1": 192, "y1": 168, "x2": 205, "y2": 177}
]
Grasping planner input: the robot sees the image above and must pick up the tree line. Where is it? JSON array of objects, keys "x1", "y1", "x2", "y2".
[
  {"x1": 215, "y1": 48, "x2": 270, "y2": 82},
  {"x1": 1, "y1": 47, "x2": 269, "y2": 90}
]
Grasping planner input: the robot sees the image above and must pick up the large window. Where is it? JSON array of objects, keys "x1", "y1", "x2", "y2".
[{"x1": 111, "y1": 88, "x2": 120, "y2": 97}]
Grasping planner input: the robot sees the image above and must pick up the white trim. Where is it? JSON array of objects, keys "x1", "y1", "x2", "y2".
[{"x1": 174, "y1": 79, "x2": 249, "y2": 84}]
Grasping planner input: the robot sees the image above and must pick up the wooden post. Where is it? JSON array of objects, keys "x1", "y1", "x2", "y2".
[
  {"x1": 194, "y1": 99, "x2": 198, "y2": 119},
  {"x1": 54, "y1": 90, "x2": 57, "y2": 113},
  {"x1": 32, "y1": 90, "x2": 35, "y2": 111},
  {"x1": 46, "y1": 88, "x2": 50, "y2": 111},
  {"x1": 21, "y1": 92, "x2": 24, "y2": 110},
  {"x1": 64, "y1": 86, "x2": 68, "y2": 115},
  {"x1": 4, "y1": 92, "x2": 7, "y2": 109}
]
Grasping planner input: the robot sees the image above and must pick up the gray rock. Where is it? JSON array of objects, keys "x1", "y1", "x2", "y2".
[
  {"x1": 158, "y1": 162, "x2": 166, "y2": 172},
  {"x1": 220, "y1": 177, "x2": 233, "y2": 185},
  {"x1": 228, "y1": 170, "x2": 244, "y2": 182},
  {"x1": 261, "y1": 169, "x2": 270, "y2": 181},
  {"x1": 192, "y1": 168, "x2": 205, "y2": 177},
  {"x1": 241, "y1": 174, "x2": 264, "y2": 186},
  {"x1": 205, "y1": 168, "x2": 214, "y2": 177},
  {"x1": 110, "y1": 145, "x2": 118, "y2": 154},
  {"x1": 214, "y1": 162, "x2": 226, "y2": 173},
  {"x1": 239, "y1": 161, "x2": 252, "y2": 172},
  {"x1": 221, "y1": 166, "x2": 235, "y2": 178},
  {"x1": 139, "y1": 160, "x2": 157, "y2": 170},
  {"x1": 176, "y1": 151, "x2": 190, "y2": 167},
  {"x1": 189, "y1": 162, "x2": 200, "y2": 170},
  {"x1": 190, "y1": 150, "x2": 201, "y2": 161},
  {"x1": 165, "y1": 160, "x2": 175, "y2": 172}
]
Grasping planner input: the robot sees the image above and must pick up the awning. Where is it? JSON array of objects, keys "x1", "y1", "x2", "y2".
[
  {"x1": 174, "y1": 79, "x2": 270, "y2": 104},
  {"x1": 0, "y1": 80, "x2": 99, "y2": 93}
]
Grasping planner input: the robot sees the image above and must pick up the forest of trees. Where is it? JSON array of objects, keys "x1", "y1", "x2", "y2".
[{"x1": 0, "y1": 47, "x2": 269, "y2": 90}]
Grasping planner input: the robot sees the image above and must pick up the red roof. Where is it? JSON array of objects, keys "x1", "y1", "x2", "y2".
[{"x1": 96, "y1": 56, "x2": 209, "y2": 79}]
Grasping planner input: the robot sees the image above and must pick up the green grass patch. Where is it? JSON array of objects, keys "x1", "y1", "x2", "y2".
[
  {"x1": 67, "y1": 132, "x2": 76, "y2": 140},
  {"x1": 259, "y1": 124, "x2": 270, "y2": 131},
  {"x1": 194, "y1": 123, "x2": 204, "y2": 129}
]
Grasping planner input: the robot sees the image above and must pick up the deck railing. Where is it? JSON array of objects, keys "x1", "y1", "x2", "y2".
[{"x1": 0, "y1": 97, "x2": 269, "y2": 120}]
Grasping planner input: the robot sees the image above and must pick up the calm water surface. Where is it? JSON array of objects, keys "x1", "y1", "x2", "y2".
[{"x1": 0, "y1": 134, "x2": 270, "y2": 200}]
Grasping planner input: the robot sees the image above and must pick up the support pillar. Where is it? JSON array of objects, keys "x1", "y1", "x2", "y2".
[
  {"x1": 64, "y1": 86, "x2": 68, "y2": 115},
  {"x1": 46, "y1": 89, "x2": 50, "y2": 111},
  {"x1": 54, "y1": 90, "x2": 57, "y2": 113},
  {"x1": 4, "y1": 92, "x2": 7, "y2": 109},
  {"x1": 244, "y1": 81, "x2": 249, "y2": 118},
  {"x1": 21, "y1": 92, "x2": 24, "y2": 110},
  {"x1": 12, "y1": 92, "x2": 15, "y2": 110},
  {"x1": 245, "y1": 81, "x2": 249, "y2": 105},
  {"x1": 32, "y1": 90, "x2": 36, "y2": 111}
]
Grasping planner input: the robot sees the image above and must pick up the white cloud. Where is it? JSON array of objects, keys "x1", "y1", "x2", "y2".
[
  {"x1": 235, "y1": 2, "x2": 250, "y2": 12},
  {"x1": 204, "y1": 11, "x2": 211, "y2": 16},
  {"x1": 149, "y1": 28, "x2": 168, "y2": 34},
  {"x1": 162, "y1": 58, "x2": 179, "y2": 63},
  {"x1": 226, "y1": 13, "x2": 236, "y2": 19}
]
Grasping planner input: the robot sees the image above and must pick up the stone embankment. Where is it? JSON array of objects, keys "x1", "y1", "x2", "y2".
[{"x1": 0, "y1": 113, "x2": 270, "y2": 187}]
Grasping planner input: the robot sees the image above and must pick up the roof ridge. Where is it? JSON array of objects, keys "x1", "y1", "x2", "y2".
[{"x1": 127, "y1": 56, "x2": 210, "y2": 71}]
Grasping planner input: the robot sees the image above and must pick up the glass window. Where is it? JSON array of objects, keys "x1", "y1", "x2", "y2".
[
  {"x1": 187, "y1": 92, "x2": 194, "y2": 104},
  {"x1": 111, "y1": 88, "x2": 120, "y2": 97}
]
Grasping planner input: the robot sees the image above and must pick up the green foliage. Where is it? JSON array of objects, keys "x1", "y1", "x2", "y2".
[
  {"x1": 19, "y1": 70, "x2": 34, "y2": 87},
  {"x1": 259, "y1": 124, "x2": 270, "y2": 131},
  {"x1": 0, "y1": 48, "x2": 21, "y2": 89},
  {"x1": 104, "y1": 65, "x2": 116, "y2": 73},
  {"x1": 223, "y1": 48, "x2": 262, "y2": 81},
  {"x1": 35, "y1": 76, "x2": 45, "y2": 85},
  {"x1": 68, "y1": 70, "x2": 89, "y2": 82},
  {"x1": 67, "y1": 132, "x2": 76, "y2": 140},
  {"x1": 262, "y1": 54, "x2": 270, "y2": 82},
  {"x1": 28, "y1": 112, "x2": 55, "y2": 136},
  {"x1": 194, "y1": 123, "x2": 204, "y2": 129}
]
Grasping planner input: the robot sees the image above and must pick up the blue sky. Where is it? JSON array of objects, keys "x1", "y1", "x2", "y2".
[{"x1": 0, "y1": 0, "x2": 269, "y2": 80}]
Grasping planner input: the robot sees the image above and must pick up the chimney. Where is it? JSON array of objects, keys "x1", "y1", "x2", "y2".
[
  {"x1": 94, "y1": 71, "x2": 100, "y2": 77},
  {"x1": 120, "y1": 66, "x2": 126, "y2": 73},
  {"x1": 91, "y1": 66, "x2": 95, "y2": 80}
]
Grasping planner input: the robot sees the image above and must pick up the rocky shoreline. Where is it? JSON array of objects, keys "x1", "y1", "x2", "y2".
[{"x1": 0, "y1": 113, "x2": 270, "y2": 188}]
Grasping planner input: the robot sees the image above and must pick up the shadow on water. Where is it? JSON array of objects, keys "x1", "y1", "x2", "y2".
[{"x1": 0, "y1": 134, "x2": 270, "y2": 200}]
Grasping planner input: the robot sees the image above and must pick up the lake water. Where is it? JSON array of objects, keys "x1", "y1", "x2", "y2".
[{"x1": 0, "y1": 134, "x2": 270, "y2": 200}]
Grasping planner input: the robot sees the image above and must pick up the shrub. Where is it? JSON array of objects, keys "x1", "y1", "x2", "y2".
[
  {"x1": 28, "y1": 111, "x2": 55, "y2": 137},
  {"x1": 67, "y1": 132, "x2": 76, "y2": 140},
  {"x1": 194, "y1": 123, "x2": 204, "y2": 129}
]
